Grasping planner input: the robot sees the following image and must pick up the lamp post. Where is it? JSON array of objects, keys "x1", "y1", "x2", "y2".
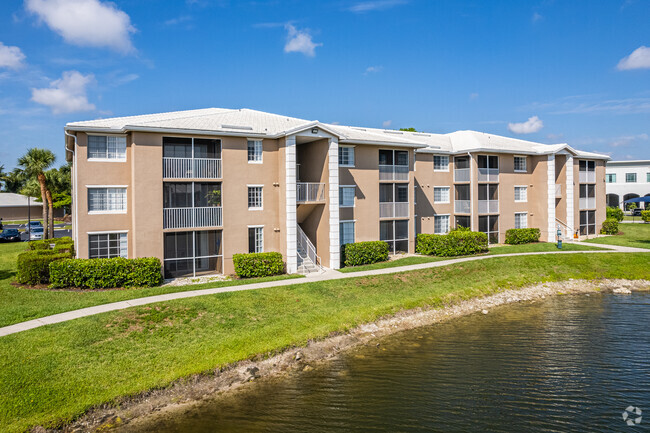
[{"x1": 557, "y1": 225, "x2": 562, "y2": 249}]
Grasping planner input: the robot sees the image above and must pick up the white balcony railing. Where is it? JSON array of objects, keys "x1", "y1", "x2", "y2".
[
  {"x1": 579, "y1": 171, "x2": 596, "y2": 183},
  {"x1": 379, "y1": 202, "x2": 409, "y2": 218},
  {"x1": 296, "y1": 182, "x2": 326, "y2": 203},
  {"x1": 454, "y1": 168, "x2": 470, "y2": 182},
  {"x1": 163, "y1": 206, "x2": 222, "y2": 229},
  {"x1": 555, "y1": 184, "x2": 562, "y2": 198},
  {"x1": 478, "y1": 200, "x2": 499, "y2": 214},
  {"x1": 455, "y1": 200, "x2": 471, "y2": 214},
  {"x1": 579, "y1": 197, "x2": 596, "y2": 210},
  {"x1": 379, "y1": 165, "x2": 409, "y2": 181},
  {"x1": 163, "y1": 157, "x2": 222, "y2": 179},
  {"x1": 478, "y1": 168, "x2": 499, "y2": 182}
]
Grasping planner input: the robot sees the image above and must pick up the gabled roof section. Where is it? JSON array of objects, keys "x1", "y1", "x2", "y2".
[{"x1": 0, "y1": 193, "x2": 41, "y2": 207}]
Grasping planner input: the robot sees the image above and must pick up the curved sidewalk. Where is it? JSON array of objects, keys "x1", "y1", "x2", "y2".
[{"x1": 1, "y1": 245, "x2": 645, "y2": 338}]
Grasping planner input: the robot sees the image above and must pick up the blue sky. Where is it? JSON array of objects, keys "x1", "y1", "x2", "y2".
[{"x1": 1, "y1": 0, "x2": 649, "y2": 169}]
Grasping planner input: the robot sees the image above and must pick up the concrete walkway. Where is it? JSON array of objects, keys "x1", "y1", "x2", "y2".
[{"x1": 1, "y1": 244, "x2": 647, "y2": 338}]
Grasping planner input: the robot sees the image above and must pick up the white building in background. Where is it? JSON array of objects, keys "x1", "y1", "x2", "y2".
[{"x1": 605, "y1": 160, "x2": 650, "y2": 209}]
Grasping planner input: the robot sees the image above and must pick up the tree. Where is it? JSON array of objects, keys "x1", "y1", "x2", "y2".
[
  {"x1": 3, "y1": 168, "x2": 27, "y2": 193},
  {"x1": 399, "y1": 127, "x2": 417, "y2": 132},
  {"x1": 18, "y1": 148, "x2": 56, "y2": 239}
]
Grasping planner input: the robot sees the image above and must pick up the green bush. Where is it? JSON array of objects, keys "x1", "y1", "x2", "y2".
[
  {"x1": 233, "y1": 252, "x2": 284, "y2": 278},
  {"x1": 16, "y1": 250, "x2": 73, "y2": 286},
  {"x1": 606, "y1": 206, "x2": 624, "y2": 222},
  {"x1": 343, "y1": 241, "x2": 389, "y2": 267},
  {"x1": 49, "y1": 257, "x2": 163, "y2": 289},
  {"x1": 28, "y1": 237, "x2": 75, "y2": 255},
  {"x1": 416, "y1": 231, "x2": 488, "y2": 257},
  {"x1": 641, "y1": 210, "x2": 650, "y2": 223},
  {"x1": 505, "y1": 228, "x2": 541, "y2": 245},
  {"x1": 600, "y1": 218, "x2": 619, "y2": 235}
]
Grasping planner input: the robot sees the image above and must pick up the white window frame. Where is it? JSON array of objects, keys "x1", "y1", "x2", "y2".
[
  {"x1": 626, "y1": 173, "x2": 637, "y2": 183},
  {"x1": 247, "y1": 139, "x2": 263, "y2": 164},
  {"x1": 339, "y1": 220, "x2": 355, "y2": 246},
  {"x1": 247, "y1": 185, "x2": 263, "y2": 210},
  {"x1": 433, "y1": 186, "x2": 450, "y2": 204},
  {"x1": 339, "y1": 185, "x2": 356, "y2": 208},
  {"x1": 87, "y1": 134, "x2": 127, "y2": 162},
  {"x1": 248, "y1": 225, "x2": 264, "y2": 253},
  {"x1": 339, "y1": 145, "x2": 355, "y2": 167},
  {"x1": 88, "y1": 231, "x2": 128, "y2": 259},
  {"x1": 514, "y1": 185, "x2": 528, "y2": 203},
  {"x1": 514, "y1": 212, "x2": 528, "y2": 229},
  {"x1": 86, "y1": 185, "x2": 127, "y2": 214},
  {"x1": 514, "y1": 156, "x2": 527, "y2": 173},
  {"x1": 434, "y1": 214, "x2": 450, "y2": 234},
  {"x1": 433, "y1": 155, "x2": 450, "y2": 172}
]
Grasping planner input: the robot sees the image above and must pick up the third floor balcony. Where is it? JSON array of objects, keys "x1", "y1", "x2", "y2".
[
  {"x1": 379, "y1": 164, "x2": 409, "y2": 181},
  {"x1": 297, "y1": 182, "x2": 326, "y2": 203},
  {"x1": 163, "y1": 157, "x2": 222, "y2": 179}
]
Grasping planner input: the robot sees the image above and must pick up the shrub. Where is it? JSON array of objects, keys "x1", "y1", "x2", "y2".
[
  {"x1": 600, "y1": 218, "x2": 619, "y2": 235},
  {"x1": 28, "y1": 237, "x2": 75, "y2": 255},
  {"x1": 642, "y1": 210, "x2": 650, "y2": 223},
  {"x1": 505, "y1": 228, "x2": 541, "y2": 245},
  {"x1": 16, "y1": 250, "x2": 73, "y2": 286},
  {"x1": 416, "y1": 231, "x2": 488, "y2": 257},
  {"x1": 606, "y1": 206, "x2": 624, "y2": 222},
  {"x1": 343, "y1": 241, "x2": 389, "y2": 267},
  {"x1": 49, "y1": 257, "x2": 163, "y2": 289},
  {"x1": 233, "y1": 252, "x2": 284, "y2": 278}
]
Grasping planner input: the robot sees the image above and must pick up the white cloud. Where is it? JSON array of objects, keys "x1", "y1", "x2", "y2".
[
  {"x1": 364, "y1": 65, "x2": 383, "y2": 75},
  {"x1": 617, "y1": 46, "x2": 650, "y2": 70},
  {"x1": 0, "y1": 43, "x2": 26, "y2": 69},
  {"x1": 25, "y1": 0, "x2": 136, "y2": 53},
  {"x1": 284, "y1": 24, "x2": 321, "y2": 57},
  {"x1": 610, "y1": 133, "x2": 649, "y2": 147},
  {"x1": 348, "y1": 0, "x2": 407, "y2": 13},
  {"x1": 382, "y1": 120, "x2": 392, "y2": 128},
  {"x1": 507, "y1": 116, "x2": 543, "y2": 134},
  {"x1": 532, "y1": 12, "x2": 543, "y2": 22},
  {"x1": 469, "y1": 92, "x2": 479, "y2": 100},
  {"x1": 164, "y1": 15, "x2": 192, "y2": 26},
  {"x1": 31, "y1": 70, "x2": 96, "y2": 114}
]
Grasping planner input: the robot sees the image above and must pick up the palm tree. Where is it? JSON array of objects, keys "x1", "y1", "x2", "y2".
[
  {"x1": 18, "y1": 148, "x2": 56, "y2": 239},
  {"x1": 0, "y1": 164, "x2": 5, "y2": 191}
]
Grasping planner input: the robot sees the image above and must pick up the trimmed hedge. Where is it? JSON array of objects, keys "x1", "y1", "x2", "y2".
[
  {"x1": 600, "y1": 218, "x2": 619, "y2": 235},
  {"x1": 642, "y1": 210, "x2": 650, "y2": 223},
  {"x1": 505, "y1": 228, "x2": 541, "y2": 245},
  {"x1": 416, "y1": 230, "x2": 488, "y2": 257},
  {"x1": 16, "y1": 250, "x2": 73, "y2": 286},
  {"x1": 28, "y1": 237, "x2": 75, "y2": 255},
  {"x1": 49, "y1": 257, "x2": 163, "y2": 289},
  {"x1": 606, "y1": 206, "x2": 624, "y2": 222},
  {"x1": 233, "y1": 252, "x2": 284, "y2": 278},
  {"x1": 343, "y1": 241, "x2": 389, "y2": 267}
]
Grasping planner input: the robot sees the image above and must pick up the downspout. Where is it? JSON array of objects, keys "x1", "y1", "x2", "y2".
[
  {"x1": 64, "y1": 130, "x2": 78, "y2": 256},
  {"x1": 468, "y1": 151, "x2": 474, "y2": 231}
]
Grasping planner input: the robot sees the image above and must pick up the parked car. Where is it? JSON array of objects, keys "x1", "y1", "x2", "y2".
[
  {"x1": 0, "y1": 229, "x2": 21, "y2": 242},
  {"x1": 29, "y1": 227, "x2": 44, "y2": 241},
  {"x1": 27, "y1": 221, "x2": 43, "y2": 230}
]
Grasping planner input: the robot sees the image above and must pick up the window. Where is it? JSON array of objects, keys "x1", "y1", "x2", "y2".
[
  {"x1": 339, "y1": 186, "x2": 355, "y2": 207},
  {"x1": 379, "y1": 183, "x2": 409, "y2": 203},
  {"x1": 248, "y1": 186, "x2": 263, "y2": 209},
  {"x1": 434, "y1": 215, "x2": 450, "y2": 234},
  {"x1": 514, "y1": 186, "x2": 527, "y2": 202},
  {"x1": 164, "y1": 230, "x2": 223, "y2": 278},
  {"x1": 455, "y1": 215, "x2": 471, "y2": 230},
  {"x1": 647, "y1": 173, "x2": 650, "y2": 183},
  {"x1": 88, "y1": 135, "x2": 126, "y2": 160},
  {"x1": 478, "y1": 155, "x2": 499, "y2": 170},
  {"x1": 163, "y1": 137, "x2": 221, "y2": 158},
  {"x1": 163, "y1": 182, "x2": 221, "y2": 208},
  {"x1": 580, "y1": 184, "x2": 595, "y2": 199},
  {"x1": 626, "y1": 173, "x2": 637, "y2": 183},
  {"x1": 579, "y1": 160, "x2": 595, "y2": 172},
  {"x1": 478, "y1": 215, "x2": 499, "y2": 244},
  {"x1": 89, "y1": 233, "x2": 127, "y2": 258},
  {"x1": 340, "y1": 221, "x2": 355, "y2": 246},
  {"x1": 339, "y1": 146, "x2": 355, "y2": 167},
  {"x1": 248, "y1": 227, "x2": 263, "y2": 253},
  {"x1": 580, "y1": 210, "x2": 596, "y2": 236},
  {"x1": 605, "y1": 173, "x2": 616, "y2": 183},
  {"x1": 380, "y1": 219, "x2": 409, "y2": 254},
  {"x1": 514, "y1": 156, "x2": 527, "y2": 172},
  {"x1": 478, "y1": 184, "x2": 498, "y2": 201},
  {"x1": 379, "y1": 149, "x2": 409, "y2": 166},
  {"x1": 434, "y1": 155, "x2": 449, "y2": 171},
  {"x1": 514, "y1": 213, "x2": 527, "y2": 229},
  {"x1": 433, "y1": 187, "x2": 450, "y2": 203},
  {"x1": 88, "y1": 187, "x2": 126, "y2": 213},
  {"x1": 247, "y1": 140, "x2": 262, "y2": 163}
]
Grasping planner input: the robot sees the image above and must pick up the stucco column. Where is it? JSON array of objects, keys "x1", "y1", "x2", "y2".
[
  {"x1": 565, "y1": 155, "x2": 574, "y2": 237},
  {"x1": 285, "y1": 136, "x2": 297, "y2": 273},
  {"x1": 547, "y1": 154, "x2": 556, "y2": 242},
  {"x1": 328, "y1": 138, "x2": 340, "y2": 269}
]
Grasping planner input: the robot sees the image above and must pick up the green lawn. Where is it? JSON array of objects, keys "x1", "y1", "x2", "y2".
[
  {"x1": 583, "y1": 223, "x2": 650, "y2": 249},
  {"x1": 1, "y1": 252, "x2": 649, "y2": 433}
]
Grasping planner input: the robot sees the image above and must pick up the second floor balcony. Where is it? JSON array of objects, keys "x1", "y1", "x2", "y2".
[
  {"x1": 297, "y1": 182, "x2": 326, "y2": 203},
  {"x1": 163, "y1": 157, "x2": 222, "y2": 179},
  {"x1": 478, "y1": 200, "x2": 499, "y2": 214},
  {"x1": 379, "y1": 202, "x2": 409, "y2": 218},
  {"x1": 455, "y1": 200, "x2": 471, "y2": 214},
  {"x1": 478, "y1": 168, "x2": 499, "y2": 182},
  {"x1": 579, "y1": 171, "x2": 596, "y2": 183},
  {"x1": 454, "y1": 168, "x2": 470, "y2": 182},
  {"x1": 379, "y1": 164, "x2": 409, "y2": 181},
  {"x1": 579, "y1": 197, "x2": 596, "y2": 210},
  {"x1": 163, "y1": 206, "x2": 222, "y2": 229}
]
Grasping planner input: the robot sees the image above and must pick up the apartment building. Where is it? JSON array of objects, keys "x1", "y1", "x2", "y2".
[
  {"x1": 64, "y1": 108, "x2": 608, "y2": 277},
  {"x1": 605, "y1": 160, "x2": 650, "y2": 209}
]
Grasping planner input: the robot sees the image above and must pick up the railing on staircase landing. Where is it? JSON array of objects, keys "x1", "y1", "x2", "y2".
[
  {"x1": 555, "y1": 217, "x2": 576, "y2": 240},
  {"x1": 297, "y1": 224, "x2": 323, "y2": 272}
]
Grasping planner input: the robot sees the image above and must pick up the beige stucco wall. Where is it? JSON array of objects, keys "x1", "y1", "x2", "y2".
[
  {"x1": 413, "y1": 153, "x2": 453, "y2": 234},
  {"x1": 571, "y1": 159, "x2": 606, "y2": 236}
]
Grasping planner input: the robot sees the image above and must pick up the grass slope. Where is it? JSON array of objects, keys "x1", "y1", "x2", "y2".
[
  {"x1": 583, "y1": 223, "x2": 650, "y2": 249},
  {"x1": 1, "y1": 252, "x2": 649, "y2": 433}
]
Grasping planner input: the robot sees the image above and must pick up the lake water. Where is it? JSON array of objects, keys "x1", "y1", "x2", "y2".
[{"x1": 133, "y1": 293, "x2": 650, "y2": 432}]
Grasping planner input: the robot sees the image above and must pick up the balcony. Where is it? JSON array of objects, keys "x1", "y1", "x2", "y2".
[
  {"x1": 579, "y1": 197, "x2": 596, "y2": 210},
  {"x1": 164, "y1": 206, "x2": 222, "y2": 229},
  {"x1": 163, "y1": 157, "x2": 222, "y2": 179},
  {"x1": 454, "y1": 168, "x2": 470, "y2": 182},
  {"x1": 555, "y1": 184, "x2": 562, "y2": 198},
  {"x1": 379, "y1": 165, "x2": 409, "y2": 181},
  {"x1": 296, "y1": 182, "x2": 326, "y2": 203},
  {"x1": 478, "y1": 200, "x2": 499, "y2": 214},
  {"x1": 454, "y1": 200, "x2": 471, "y2": 214},
  {"x1": 579, "y1": 171, "x2": 596, "y2": 183},
  {"x1": 478, "y1": 168, "x2": 499, "y2": 182},
  {"x1": 379, "y1": 202, "x2": 409, "y2": 218}
]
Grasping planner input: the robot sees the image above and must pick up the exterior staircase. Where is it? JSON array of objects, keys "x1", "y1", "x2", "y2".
[{"x1": 296, "y1": 224, "x2": 324, "y2": 275}]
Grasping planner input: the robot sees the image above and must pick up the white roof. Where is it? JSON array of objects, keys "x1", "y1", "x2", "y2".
[
  {"x1": 66, "y1": 107, "x2": 609, "y2": 159},
  {"x1": 0, "y1": 193, "x2": 41, "y2": 208}
]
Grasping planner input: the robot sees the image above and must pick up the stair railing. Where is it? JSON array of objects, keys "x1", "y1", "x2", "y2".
[{"x1": 297, "y1": 224, "x2": 323, "y2": 272}]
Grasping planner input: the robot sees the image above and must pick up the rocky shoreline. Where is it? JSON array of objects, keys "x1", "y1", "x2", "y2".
[{"x1": 42, "y1": 278, "x2": 650, "y2": 433}]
